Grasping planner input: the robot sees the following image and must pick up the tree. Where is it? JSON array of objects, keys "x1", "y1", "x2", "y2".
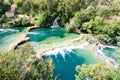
[
  {"x1": 82, "y1": 16, "x2": 103, "y2": 34},
  {"x1": 24, "y1": 59, "x2": 54, "y2": 80},
  {"x1": 12, "y1": 18, "x2": 30, "y2": 27},
  {"x1": 75, "y1": 63, "x2": 113, "y2": 80},
  {"x1": 0, "y1": 1, "x2": 10, "y2": 16},
  {"x1": 113, "y1": 66, "x2": 120, "y2": 80},
  {"x1": 0, "y1": 43, "x2": 54, "y2": 80}
]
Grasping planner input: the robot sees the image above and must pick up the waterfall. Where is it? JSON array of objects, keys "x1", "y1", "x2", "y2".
[
  {"x1": 51, "y1": 17, "x2": 59, "y2": 29},
  {"x1": 43, "y1": 48, "x2": 73, "y2": 59},
  {"x1": 96, "y1": 45, "x2": 118, "y2": 67},
  {"x1": 42, "y1": 42, "x2": 89, "y2": 59},
  {"x1": 97, "y1": 49, "x2": 108, "y2": 59}
]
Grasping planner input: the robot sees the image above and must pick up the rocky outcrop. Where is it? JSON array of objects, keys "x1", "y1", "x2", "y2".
[
  {"x1": 5, "y1": 4, "x2": 17, "y2": 18},
  {"x1": 10, "y1": 25, "x2": 40, "y2": 51},
  {"x1": 26, "y1": 26, "x2": 39, "y2": 32}
]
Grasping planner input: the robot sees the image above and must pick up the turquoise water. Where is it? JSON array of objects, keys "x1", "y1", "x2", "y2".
[
  {"x1": 0, "y1": 27, "x2": 24, "y2": 39},
  {"x1": 27, "y1": 28, "x2": 80, "y2": 50},
  {"x1": 1, "y1": 27, "x2": 119, "y2": 80},
  {"x1": 43, "y1": 49, "x2": 100, "y2": 80},
  {"x1": 0, "y1": 27, "x2": 25, "y2": 52},
  {"x1": 27, "y1": 28, "x2": 100, "y2": 79},
  {"x1": 27, "y1": 28, "x2": 79, "y2": 43},
  {"x1": 103, "y1": 47, "x2": 119, "y2": 62}
]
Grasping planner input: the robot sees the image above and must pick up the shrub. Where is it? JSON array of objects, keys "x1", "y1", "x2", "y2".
[
  {"x1": 97, "y1": 34, "x2": 112, "y2": 44},
  {"x1": 33, "y1": 13, "x2": 47, "y2": 27},
  {"x1": 0, "y1": 15, "x2": 11, "y2": 24},
  {"x1": 117, "y1": 42, "x2": 120, "y2": 47},
  {"x1": 13, "y1": 18, "x2": 30, "y2": 27}
]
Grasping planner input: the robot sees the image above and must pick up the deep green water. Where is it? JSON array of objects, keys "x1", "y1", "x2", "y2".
[
  {"x1": 43, "y1": 49, "x2": 100, "y2": 80},
  {"x1": 27, "y1": 28, "x2": 80, "y2": 51},
  {"x1": 27, "y1": 28, "x2": 79, "y2": 43}
]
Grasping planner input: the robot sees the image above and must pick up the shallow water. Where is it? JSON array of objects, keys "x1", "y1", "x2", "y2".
[
  {"x1": 0, "y1": 27, "x2": 25, "y2": 52},
  {"x1": 43, "y1": 49, "x2": 100, "y2": 80},
  {"x1": 103, "y1": 47, "x2": 119, "y2": 62},
  {"x1": 0, "y1": 27, "x2": 23, "y2": 38}
]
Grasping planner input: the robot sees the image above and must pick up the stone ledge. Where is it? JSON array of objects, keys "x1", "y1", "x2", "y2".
[{"x1": 10, "y1": 35, "x2": 29, "y2": 51}]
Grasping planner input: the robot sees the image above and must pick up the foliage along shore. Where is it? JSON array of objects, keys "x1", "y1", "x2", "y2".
[
  {"x1": 0, "y1": 0, "x2": 120, "y2": 80},
  {"x1": 0, "y1": 0, "x2": 120, "y2": 47}
]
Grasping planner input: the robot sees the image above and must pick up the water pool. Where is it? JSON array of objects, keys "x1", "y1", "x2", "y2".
[
  {"x1": 43, "y1": 49, "x2": 100, "y2": 80},
  {"x1": 1, "y1": 27, "x2": 119, "y2": 80},
  {"x1": 27, "y1": 28, "x2": 80, "y2": 52}
]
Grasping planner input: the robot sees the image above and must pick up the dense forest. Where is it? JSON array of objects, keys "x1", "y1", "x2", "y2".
[{"x1": 0, "y1": 0, "x2": 120, "y2": 80}]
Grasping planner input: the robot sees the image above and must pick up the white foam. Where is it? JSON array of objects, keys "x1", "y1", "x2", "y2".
[
  {"x1": 96, "y1": 47, "x2": 118, "y2": 67},
  {"x1": 97, "y1": 49, "x2": 107, "y2": 59},
  {"x1": 0, "y1": 29, "x2": 7, "y2": 34},
  {"x1": 103, "y1": 45, "x2": 117, "y2": 48},
  {"x1": 69, "y1": 42, "x2": 89, "y2": 49},
  {"x1": 0, "y1": 29, "x2": 19, "y2": 33},
  {"x1": 0, "y1": 29, "x2": 5, "y2": 31},
  {"x1": 42, "y1": 42, "x2": 89, "y2": 59},
  {"x1": 7, "y1": 29, "x2": 19, "y2": 32},
  {"x1": 27, "y1": 32, "x2": 39, "y2": 35}
]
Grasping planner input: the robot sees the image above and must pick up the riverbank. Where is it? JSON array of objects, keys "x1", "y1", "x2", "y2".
[
  {"x1": 33, "y1": 32, "x2": 118, "y2": 67},
  {"x1": 10, "y1": 34, "x2": 29, "y2": 50},
  {"x1": 2, "y1": 26, "x2": 118, "y2": 67},
  {"x1": 0, "y1": 27, "x2": 27, "y2": 52},
  {"x1": 7, "y1": 26, "x2": 39, "y2": 51}
]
